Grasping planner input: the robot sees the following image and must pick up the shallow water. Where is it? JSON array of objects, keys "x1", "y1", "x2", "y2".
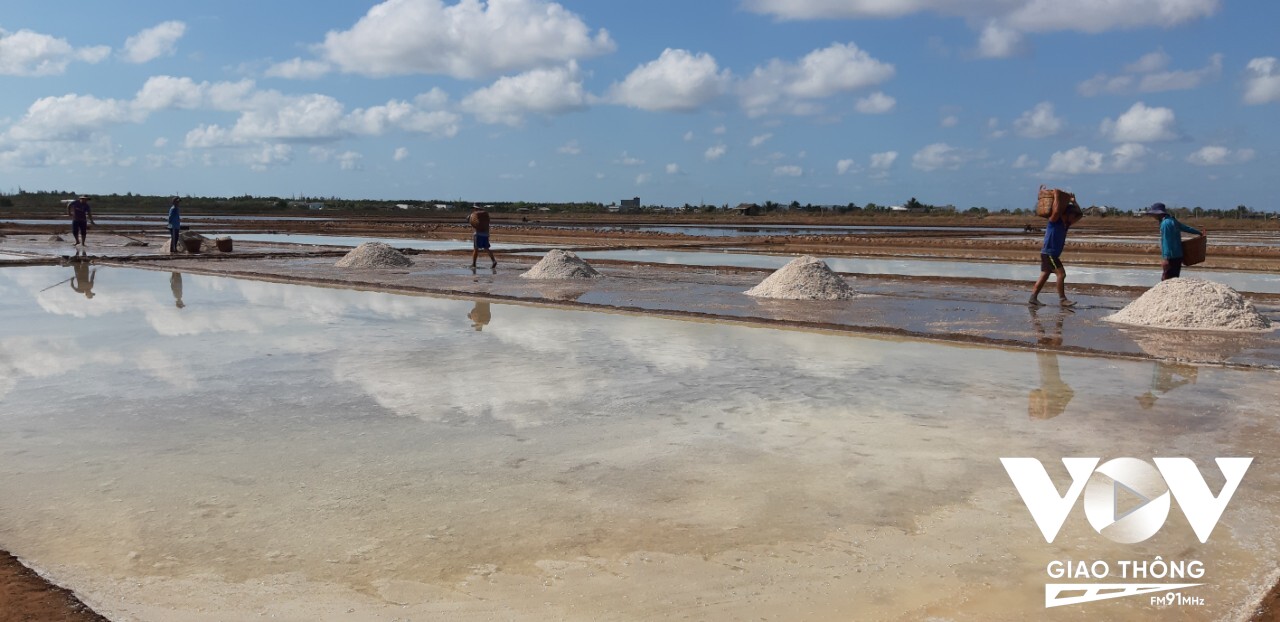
[
  {"x1": 555, "y1": 249, "x2": 1280, "y2": 293},
  {"x1": 1, "y1": 215, "x2": 335, "y2": 225},
  {"x1": 545, "y1": 223, "x2": 1025, "y2": 237},
  {"x1": 0, "y1": 266, "x2": 1277, "y2": 620},
  {"x1": 217, "y1": 232, "x2": 561, "y2": 250}
]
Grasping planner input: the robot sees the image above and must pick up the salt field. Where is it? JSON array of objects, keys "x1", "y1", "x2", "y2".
[
  {"x1": 0, "y1": 265, "x2": 1277, "y2": 620},
  {"x1": 555, "y1": 249, "x2": 1280, "y2": 293},
  {"x1": 216, "y1": 232, "x2": 561, "y2": 251},
  {"x1": 546, "y1": 223, "x2": 1026, "y2": 237}
]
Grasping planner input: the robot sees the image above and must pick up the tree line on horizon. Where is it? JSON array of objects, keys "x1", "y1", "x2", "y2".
[{"x1": 0, "y1": 188, "x2": 1272, "y2": 219}]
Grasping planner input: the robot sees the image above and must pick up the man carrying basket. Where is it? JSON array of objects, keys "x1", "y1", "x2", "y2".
[
  {"x1": 1029, "y1": 188, "x2": 1081, "y2": 307},
  {"x1": 1144, "y1": 202, "x2": 1203, "y2": 281}
]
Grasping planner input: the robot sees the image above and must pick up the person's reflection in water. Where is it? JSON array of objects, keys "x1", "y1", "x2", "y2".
[
  {"x1": 468, "y1": 301, "x2": 491, "y2": 331},
  {"x1": 1027, "y1": 307, "x2": 1074, "y2": 420},
  {"x1": 69, "y1": 260, "x2": 96, "y2": 299},
  {"x1": 170, "y1": 272, "x2": 185, "y2": 309},
  {"x1": 1135, "y1": 361, "x2": 1198, "y2": 410}
]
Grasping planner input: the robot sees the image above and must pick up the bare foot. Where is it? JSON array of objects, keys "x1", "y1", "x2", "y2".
[
  {"x1": 1059, "y1": 299, "x2": 1077, "y2": 307},
  {"x1": 1028, "y1": 297, "x2": 1044, "y2": 306}
]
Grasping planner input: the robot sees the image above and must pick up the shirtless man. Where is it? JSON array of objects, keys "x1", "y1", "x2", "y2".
[
  {"x1": 469, "y1": 205, "x2": 496, "y2": 269},
  {"x1": 67, "y1": 196, "x2": 96, "y2": 246}
]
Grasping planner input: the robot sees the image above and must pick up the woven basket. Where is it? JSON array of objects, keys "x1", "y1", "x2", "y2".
[{"x1": 1182, "y1": 234, "x2": 1206, "y2": 265}]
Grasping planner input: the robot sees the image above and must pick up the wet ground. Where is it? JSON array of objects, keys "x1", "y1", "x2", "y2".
[
  {"x1": 1, "y1": 265, "x2": 1278, "y2": 621},
  {"x1": 2, "y1": 219, "x2": 1279, "y2": 620},
  {"x1": 127, "y1": 253, "x2": 1280, "y2": 368}
]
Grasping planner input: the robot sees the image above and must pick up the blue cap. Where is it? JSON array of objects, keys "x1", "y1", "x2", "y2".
[{"x1": 1145, "y1": 202, "x2": 1168, "y2": 215}]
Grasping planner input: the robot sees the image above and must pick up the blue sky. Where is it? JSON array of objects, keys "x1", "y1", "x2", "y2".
[{"x1": 1, "y1": 0, "x2": 1277, "y2": 210}]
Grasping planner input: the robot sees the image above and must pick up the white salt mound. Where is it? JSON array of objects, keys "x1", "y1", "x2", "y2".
[
  {"x1": 335, "y1": 242, "x2": 412, "y2": 268},
  {"x1": 1104, "y1": 278, "x2": 1271, "y2": 331},
  {"x1": 745, "y1": 255, "x2": 856, "y2": 300},
  {"x1": 521, "y1": 249, "x2": 601, "y2": 280}
]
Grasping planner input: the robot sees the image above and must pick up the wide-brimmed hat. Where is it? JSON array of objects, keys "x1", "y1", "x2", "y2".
[
  {"x1": 78, "y1": 195, "x2": 90, "y2": 200},
  {"x1": 1145, "y1": 202, "x2": 1168, "y2": 215}
]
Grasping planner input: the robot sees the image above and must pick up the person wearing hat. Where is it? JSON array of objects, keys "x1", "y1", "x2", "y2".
[
  {"x1": 167, "y1": 196, "x2": 182, "y2": 253},
  {"x1": 66, "y1": 195, "x2": 96, "y2": 246},
  {"x1": 1145, "y1": 203, "x2": 1202, "y2": 280}
]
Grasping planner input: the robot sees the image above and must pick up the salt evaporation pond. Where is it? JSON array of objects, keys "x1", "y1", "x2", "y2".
[
  {"x1": 556, "y1": 249, "x2": 1280, "y2": 293},
  {"x1": 219, "y1": 232, "x2": 562, "y2": 250},
  {"x1": 545, "y1": 223, "x2": 1025, "y2": 237},
  {"x1": 0, "y1": 265, "x2": 1277, "y2": 620}
]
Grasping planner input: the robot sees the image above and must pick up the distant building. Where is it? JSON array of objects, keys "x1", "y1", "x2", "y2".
[
  {"x1": 620, "y1": 197, "x2": 640, "y2": 211},
  {"x1": 733, "y1": 203, "x2": 761, "y2": 216},
  {"x1": 395, "y1": 203, "x2": 412, "y2": 210},
  {"x1": 434, "y1": 203, "x2": 453, "y2": 211},
  {"x1": 889, "y1": 205, "x2": 907, "y2": 212},
  {"x1": 307, "y1": 202, "x2": 325, "y2": 210}
]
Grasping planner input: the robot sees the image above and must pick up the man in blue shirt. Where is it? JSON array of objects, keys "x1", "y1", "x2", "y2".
[
  {"x1": 167, "y1": 197, "x2": 182, "y2": 253},
  {"x1": 1029, "y1": 193, "x2": 1078, "y2": 307},
  {"x1": 1145, "y1": 202, "x2": 1202, "y2": 280}
]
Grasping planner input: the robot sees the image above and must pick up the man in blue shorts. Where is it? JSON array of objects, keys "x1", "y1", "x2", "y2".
[
  {"x1": 469, "y1": 205, "x2": 496, "y2": 269},
  {"x1": 67, "y1": 195, "x2": 96, "y2": 246},
  {"x1": 1029, "y1": 192, "x2": 1078, "y2": 307}
]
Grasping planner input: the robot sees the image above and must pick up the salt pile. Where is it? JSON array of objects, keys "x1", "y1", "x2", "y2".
[
  {"x1": 745, "y1": 255, "x2": 856, "y2": 300},
  {"x1": 335, "y1": 242, "x2": 413, "y2": 268},
  {"x1": 520, "y1": 249, "x2": 601, "y2": 279},
  {"x1": 1105, "y1": 278, "x2": 1271, "y2": 331}
]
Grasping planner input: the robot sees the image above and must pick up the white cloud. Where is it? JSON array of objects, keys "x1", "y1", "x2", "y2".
[
  {"x1": 153, "y1": 137, "x2": 168, "y2": 148},
  {"x1": 1044, "y1": 147, "x2": 1104, "y2": 174},
  {"x1": 911, "y1": 143, "x2": 978, "y2": 171},
  {"x1": 1243, "y1": 57, "x2": 1280, "y2": 105},
  {"x1": 607, "y1": 49, "x2": 730, "y2": 112},
  {"x1": 635, "y1": 173, "x2": 651, "y2": 185},
  {"x1": 316, "y1": 0, "x2": 614, "y2": 79},
  {"x1": 1186, "y1": 146, "x2": 1255, "y2": 166},
  {"x1": 1013, "y1": 102, "x2": 1063, "y2": 138},
  {"x1": 773, "y1": 165, "x2": 803, "y2": 177},
  {"x1": 976, "y1": 20, "x2": 1025, "y2": 58},
  {"x1": 744, "y1": 0, "x2": 1220, "y2": 56},
  {"x1": 750, "y1": 133, "x2": 773, "y2": 147},
  {"x1": 247, "y1": 143, "x2": 293, "y2": 171},
  {"x1": 1110, "y1": 143, "x2": 1148, "y2": 172},
  {"x1": 705, "y1": 144, "x2": 727, "y2": 161},
  {"x1": 836, "y1": 158, "x2": 859, "y2": 175},
  {"x1": 739, "y1": 42, "x2": 894, "y2": 117},
  {"x1": 461, "y1": 62, "x2": 586, "y2": 126},
  {"x1": 558, "y1": 140, "x2": 582, "y2": 155},
  {"x1": 1043, "y1": 143, "x2": 1149, "y2": 175},
  {"x1": 123, "y1": 21, "x2": 186, "y2": 64},
  {"x1": 337, "y1": 150, "x2": 363, "y2": 171},
  {"x1": 1012, "y1": 154, "x2": 1038, "y2": 169},
  {"x1": 1126, "y1": 50, "x2": 1171, "y2": 73},
  {"x1": 615, "y1": 152, "x2": 644, "y2": 166},
  {"x1": 986, "y1": 117, "x2": 1007, "y2": 139},
  {"x1": 394, "y1": 147, "x2": 409, "y2": 161},
  {"x1": 1004, "y1": 0, "x2": 1221, "y2": 34},
  {"x1": 855, "y1": 91, "x2": 895, "y2": 114},
  {"x1": 265, "y1": 58, "x2": 332, "y2": 80},
  {"x1": 1079, "y1": 51, "x2": 1222, "y2": 96},
  {"x1": 713, "y1": 125, "x2": 727, "y2": 135},
  {"x1": 0, "y1": 28, "x2": 110, "y2": 76},
  {"x1": 870, "y1": 150, "x2": 898, "y2": 171},
  {"x1": 666, "y1": 163, "x2": 680, "y2": 174},
  {"x1": 940, "y1": 114, "x2": 959, "y2": 128},
  {"x1": 1100, "y1": 102, "x2": 1178, "y2": 142},
  {"x1": 6, "y1": 94, "x2": 137, "y2": 141},
  {"x1": 682, "y1": 130, "x2": 694, "y2": 141}
]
